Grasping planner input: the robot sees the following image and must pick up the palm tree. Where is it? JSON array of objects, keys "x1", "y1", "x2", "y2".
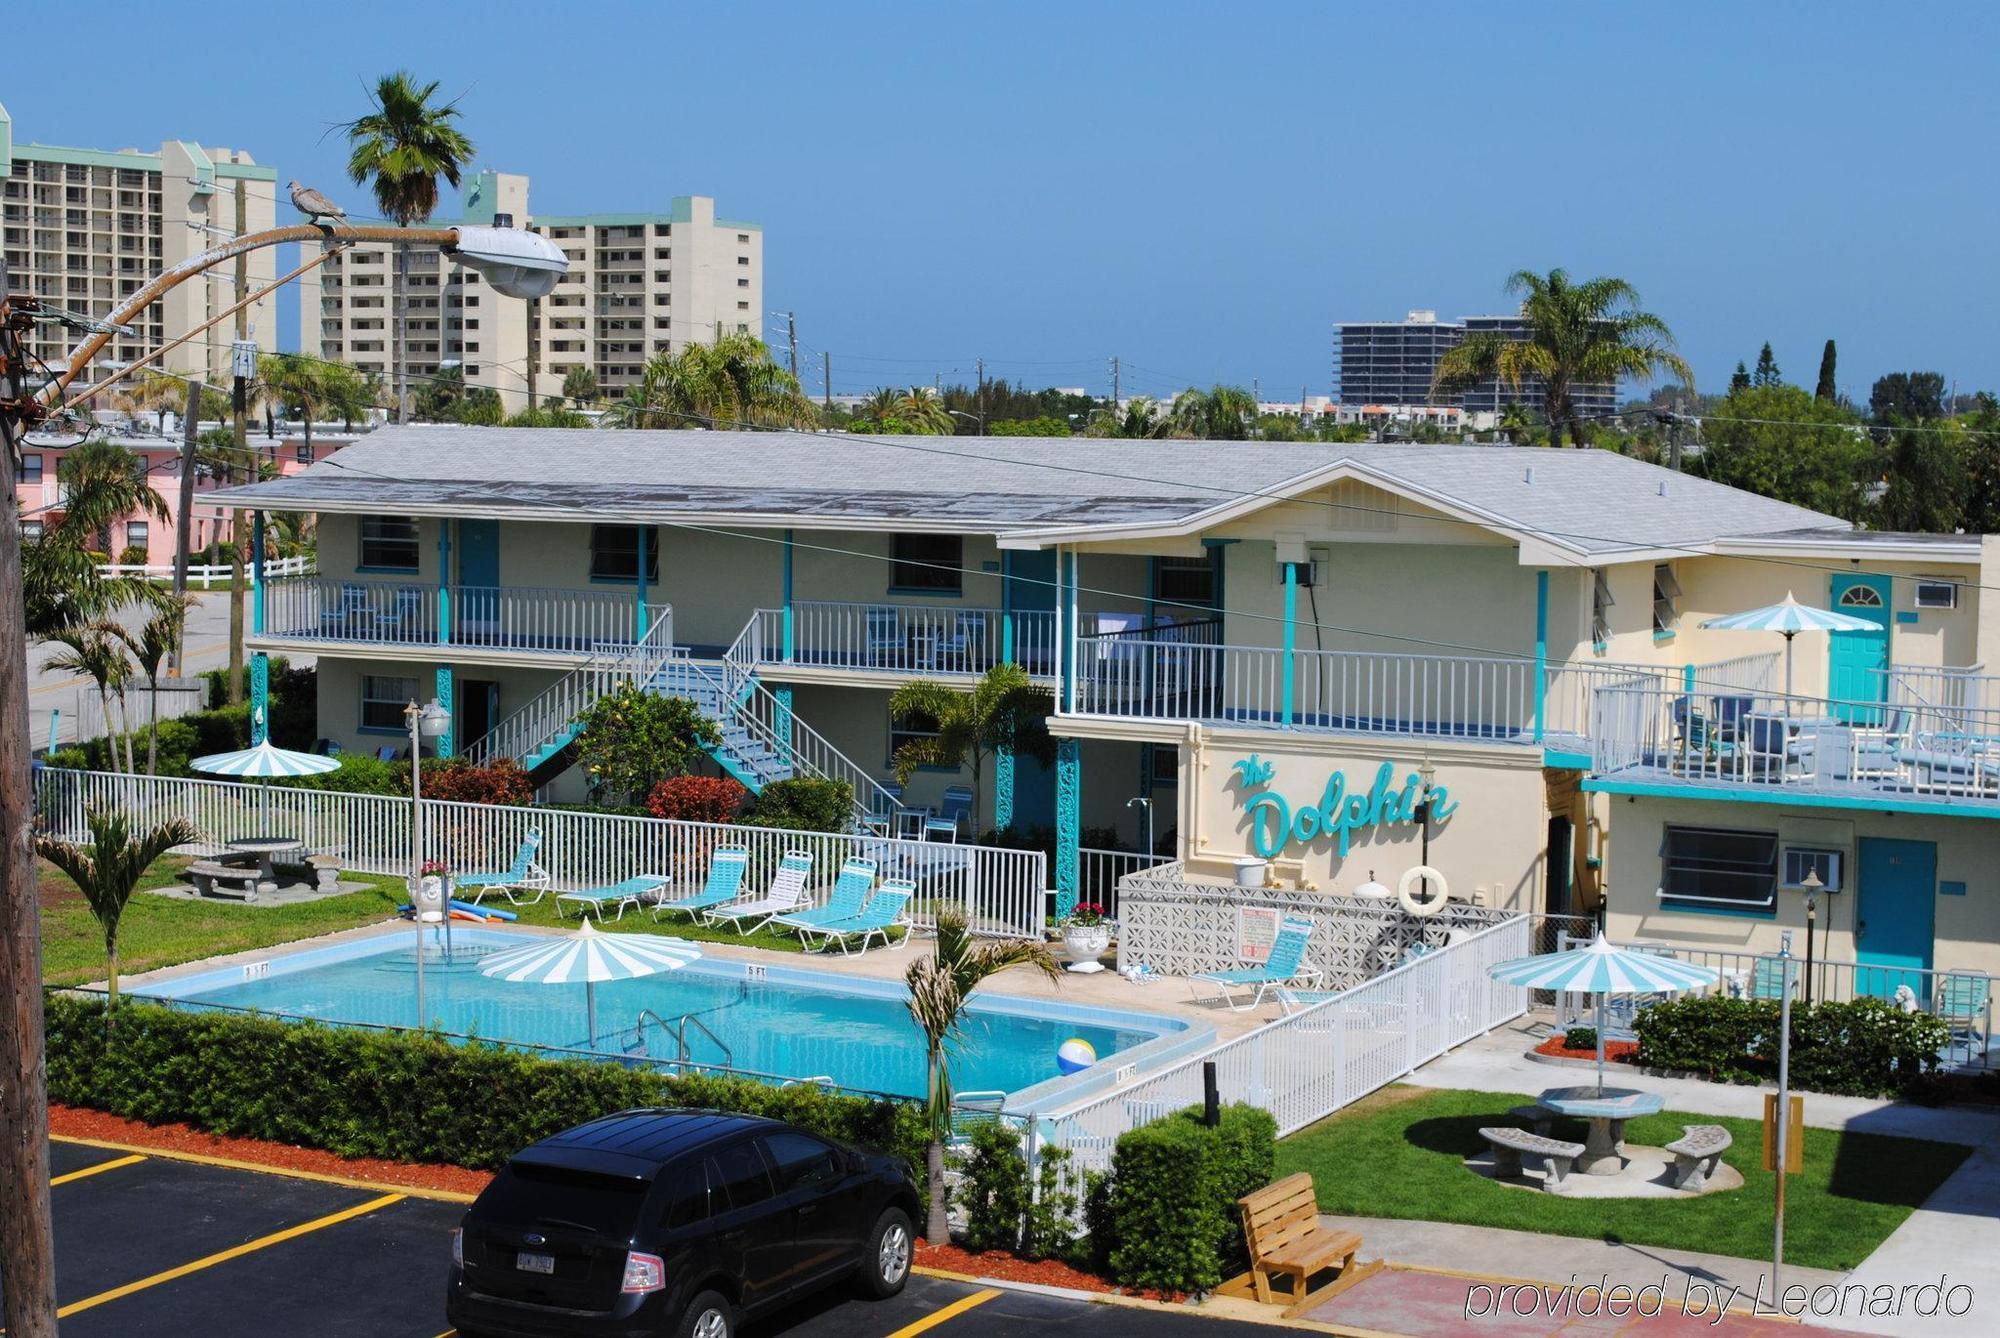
[
  {"x1": 54, "y1": 441, "x2": 170, "y2": 558},
  {"x1": 1084, "y1": 395, "x2": 1168, "y2": 439},
  {"x1": 112, "y1": 595, "x2": 192, "y2": 775},
  {"x1": 905, "y1": 910, "x2": 1059, "y2": 1241},
  {"x1": 260, "y1": 354, "x2": 342, "y2": 454},
  {"x1": 891, "y1": 386, "x2": 954, "y2": 435},
  {"x1": 45, "y1": 627, "x2": 134, "y2": 773},
  {"x1": 888, "y1": 663, "x2": 1055, "y2": 828},
  {"x1": 1433, "y1": 269, "x2": 1694, "y2": 449},
  {"x1": 36, "y1": 809, "x2": 200, "y2": 1012},
  {"x1": 561, "y1": 366, "x2": 600, "y2": 408},
  {"x1": 1168, "y1": 385, "x2": 1255, "y2": 440},
  {"x1": 604, "y1": 333, "x2": 816, "y2": 429},
  {"x1": 345, "y1": 71, "x2": 476, "y2": 424}
]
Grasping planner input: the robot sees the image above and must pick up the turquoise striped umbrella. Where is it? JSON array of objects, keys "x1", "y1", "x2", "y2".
[
  {"x1": 190, "y1": 740, "x2": 340, "y2": 833},
  {"x1": 1489, "y1": 936, "x2": 1718, "y2": 1092},
  {"x1": 479, "y1": 920, "x2": 703, "y2": 1049},
  {"x1": 1701, "y1": 594, "x2": 1880, "y2": 697}
]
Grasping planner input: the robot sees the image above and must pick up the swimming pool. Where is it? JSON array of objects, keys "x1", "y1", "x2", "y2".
[{"x1": 131, "y1": 929, "x2": 1205, "y2": 1105}]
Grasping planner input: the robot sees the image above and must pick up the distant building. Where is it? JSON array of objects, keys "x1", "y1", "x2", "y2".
[
  {"x1": 300, "y1": 171, "x2": 762, "y2": 413},
  {"x1": 1332, "y1": 309, "x2": 1615, "y2": 421},
  {"x1": 0, "y1": 100, "x2": 281, "y2": 388}
]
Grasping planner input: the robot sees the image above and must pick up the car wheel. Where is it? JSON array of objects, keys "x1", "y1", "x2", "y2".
[
  {"x1": 677, "y1": 1289, "x2": 733, "y2": 1338},
  {"x1": 857, "y1": 1206, "x2": 914, "y2": 1298}
]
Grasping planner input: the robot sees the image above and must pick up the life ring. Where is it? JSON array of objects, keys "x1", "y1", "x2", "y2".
[{"x1": 1398, "y1": 865, "x2": 1449, "y2": 916}]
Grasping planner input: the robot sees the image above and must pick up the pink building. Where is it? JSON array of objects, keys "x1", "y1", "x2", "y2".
[{"x1": 16, "y1": 425, "x2": 362, "y2": 567}]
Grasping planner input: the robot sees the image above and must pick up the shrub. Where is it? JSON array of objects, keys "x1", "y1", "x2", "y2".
[
  {"x1": 1633, "y1": 994, "x2": 1950, "y2": 1097},
  {"x1": 285, "y1": 753, "x2": 405, "y2": 796},
  {"x1": 1023, "y1": 1143, "x2": 1078, "y2": 1262},
  {"x1": 572, "y1": 686, "x2": 719, "y2": 806},
  {"x1": 43, "y1": 993, "x2": 929, "y2": 1183},
  {"x1": 743, "y1": 778, "x2": 854, "y2": 833},
  {"x1": 958, "y1": 1121, "x2": 1031, "y2": 1253},
  {"x1": 1104, "y1": 1104, "x2": 1275, "y2": 1294},
  {"x1": 1564, "y1": 1026, "x2": 1599, "y2": 1052},
  {"x1": 423, "y1": 758, "x2": 535, "y2": 806},
  {"x1": 647, "y1": 775, "x2": 748, "y2": 824},
  {"x1": 118, "y1": 544, "x2": 149, "y2": 567}
]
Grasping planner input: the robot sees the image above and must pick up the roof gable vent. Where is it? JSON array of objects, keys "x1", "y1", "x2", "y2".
[
  {"x1": 1523, "y1": 467, "x2": 1534, "y2": 484},
  {"x1": 1659, "y1": 480, "x2": 1671, "y2": 497}
]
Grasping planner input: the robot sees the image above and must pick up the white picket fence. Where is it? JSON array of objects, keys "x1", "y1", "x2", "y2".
[
  {"x1": 33, "y1": 768, "x2": 1048, "y2": 938},
  {"x1": 95, "y1": 553, "x2": 314, "y2": 587},
  {"x1": 1033, "y1": 913, "x2": 1530, "y2": 1177}
]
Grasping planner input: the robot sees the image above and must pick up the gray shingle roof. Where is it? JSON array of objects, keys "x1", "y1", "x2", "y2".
[{"x1": 210, "y1": 425, "x2": 1853, "y2": 555}]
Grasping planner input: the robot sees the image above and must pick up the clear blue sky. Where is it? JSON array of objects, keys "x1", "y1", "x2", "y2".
[{"x1": 7, "y1": 1, "x2": 1994, "y2": 404}]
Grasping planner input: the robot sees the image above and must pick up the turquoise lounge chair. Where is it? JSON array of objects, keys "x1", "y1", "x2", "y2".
[
  {"x1": 802, "y1": 881, "x2": 915, "y2": 956},
  {"x1": 705, "y1": 850, "x2": 815, "y2": 933},
  {"x1": 555, "y1": 875, "x2": 667, "y2": 922},
  {"x1": 772, "y1": 858, "x2": 877, "y2": 938},
  {"x1": 1189, "y1": 914, "x2": 1320, "y2": 1011},
  {"x1": 1937, "y1": 974, "x2": 1990, "y2": 1050},
  {"x1": 652, "y1": 847, "x2": 750, "y2": 921},
  {"x1": 456, "y1": 829, "x2": 550, "y2": 906},
  {"x1": 926, "y1": 785, "x2": 974, "y2": 842}
]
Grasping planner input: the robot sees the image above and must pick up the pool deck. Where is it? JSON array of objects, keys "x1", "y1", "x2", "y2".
[{"x1": 107, "y1": 917, "x2": 1281, "y2": 1044}]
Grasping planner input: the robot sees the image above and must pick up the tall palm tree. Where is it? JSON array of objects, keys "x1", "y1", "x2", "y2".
[
  {"x1": 45, "y1": 627, "x2": 134, "y2": 773},
  {"x1": 890, "y1": 386, "x2": 954, "y2": 435},
  {"x1": 112, "y1": 595, "x2": 192, "y2": 775},
  {"x1": 36, "y1": 809, "x2": 199, "y2": 1012},
  {"x1": 345, "y1": 71, "x2": 476, "y2": 424},
  {"x1": 1084, "y1": 394, "x2": 1168, "y2": 439},
  {"x1": 905, "y1": 910, "x2": 1059, "y2": 1241},
  {"x1": 260, "y1": 354, "x2": 331, "y2": 453},
  {"x1": 53, "y1": 441, "x2": 170, "y2": 559},
  {"x1": 889, "y1": 663, "x2": 1055, "y2": 827},
  {"x1": 1433, "y1": 269, "x2": 1694, "y2": 449}
]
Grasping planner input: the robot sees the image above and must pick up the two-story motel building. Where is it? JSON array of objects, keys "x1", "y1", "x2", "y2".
[{"x1": 216, "y1": 427, "x2": 2000, "y2": 980}]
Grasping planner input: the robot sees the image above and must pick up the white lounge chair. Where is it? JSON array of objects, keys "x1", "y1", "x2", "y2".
[{"x1": 704, "y1": 850, "x2": 815, "y2": 933}]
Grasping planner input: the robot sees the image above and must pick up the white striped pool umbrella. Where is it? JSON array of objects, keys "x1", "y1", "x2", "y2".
[
  {"x1": 1489, "y1": 936, "x2": 1718, "y2": 1093},
  {"x1": 478, "y1": 920, "x2": 702, "y2": 1049},
  {"x1": 190, "y1": 740, "x2": 340, "y2": 829},
  {"x1": 1700, "y1": 594, "x2": 1880, "y2": 697}
]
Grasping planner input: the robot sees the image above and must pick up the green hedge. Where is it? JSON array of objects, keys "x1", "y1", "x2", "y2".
[
  {"x1": 45, "y1": 995, "x2": 927, "y2": 1178},
  {"x1": 1633, "y1": 994, "x2": 1950, "y2": 1097},
  {"x1": 1104, "y1": 1104, "x2": 1276, "y2": 1294}
]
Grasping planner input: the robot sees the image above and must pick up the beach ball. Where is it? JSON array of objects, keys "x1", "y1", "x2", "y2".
[{"x1": 1056, "y1": 1037, "x2": 1097, "y2": 1074}]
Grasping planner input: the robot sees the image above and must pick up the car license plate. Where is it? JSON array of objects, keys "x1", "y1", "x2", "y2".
[{"x1": 516, "y1": 1251, "x2": 556, "y2": 1274}]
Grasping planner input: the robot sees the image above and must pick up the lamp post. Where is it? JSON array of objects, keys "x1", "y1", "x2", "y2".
[
  {"x1": 1414, "y1": 758, "x2": 1438, "y2": 898},
  {"x1": 1126, "y1": 795, "x2": 1154, "y2": 858},
  {"x1": 1800, "y1": 869, "x2": 1823, "y2": 1009},
  {"x1": 407, "y1": 698, "x2": 450, "y2": 1027},
  {"x1": 947, "y1": 408, "x2": 985, "y2": 436}
]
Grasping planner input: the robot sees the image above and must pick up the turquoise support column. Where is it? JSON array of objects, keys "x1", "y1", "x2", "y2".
[
  {"x1": 1533, "y1": 569, "x2": 1549, "y2": 743},
  {"x1": 434, "y1": 665, "x2": 455, "y2": 757},
  {"x1": 1000, "y1": 551, "x2": 1015, "y2": 662},
  {"x1": 250, "y1": 510, "x2": 266, "y2": 635},
  {"x1": 773, "y1": 685, "x2": 794, "y2": 766},
  {"x1": 1055, "y1": 737, "x2": 1081, "y2": 918},
  {"x1": 781, "y1": 529, "x2": 794, "y2": 661},
  {"x1": 1281, "y1": 560, "x2": 1297, "y2": 727},
  {"x1": 436, "y1": 521, "x2": 452, "y2": 645},
  {"x1": 994, "y1": 747, "x2": 1015, "y2": 833},
  {"x1": 249, "y1": 654, "x2": 269, "y2": 745},
  {"x1": 635, "y1": 523, "x2": 649, "y2": 642},
  {"x1": 1683, "y1": 663, "x2": 1696, "y2": 693}
]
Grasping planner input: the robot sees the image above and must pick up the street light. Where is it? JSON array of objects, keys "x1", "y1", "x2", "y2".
[
  {"x1": 947, "y1": 408, "x2": 985, "y2": 436},
  {"x1": 407, "y1": 697, "x2": 450, "y2": 1027},
  {"x1": 1414, "y1": 758, "x2": 1438, "y2": 897},
  {"x1": 1800, "y1": 868, "x2": 1823, "y2": 1008},
  {"x1": 1126, "y1": 795, "x2": 1154, "y2": 858}
]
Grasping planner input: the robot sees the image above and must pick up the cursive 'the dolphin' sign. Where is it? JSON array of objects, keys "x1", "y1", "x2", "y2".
[{"x1": 1233, "y1": 757, "x2": 1457, "y2": 859}]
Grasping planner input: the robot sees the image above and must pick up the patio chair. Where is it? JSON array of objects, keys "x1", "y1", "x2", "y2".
[
  {"x1": 772, "y1": 857, "x2": 877, "y2": 939},
  {"x1": 1741, "y1": 715, "x2": 1807, "y2": 783},
  {"x1": 370, "y1": 585, "x2": 426, "y2": 642},
  {"x1": 865, "y1": 606, "x2": 902, "y2": 666},
  {"x1": 454, "y1": 829, "x2": 552, "y2": 906},
  {"x1": 319, "y1": 582, "x2": 368, "y2": 635},
  {"x1": 1749, "y1": 955, "x2": 1791, "y2": 1001},
  {"x1": 803, "y1": 881, "x2": 916, "y2": 956},
  {"x1": 651, "y1": 846, "x2": 749, "y2": 920},
  {"x1": 1901, "y1": 733, "x2": 2000, "y2": 795},
  {"x1": 937, "y1": 610, "x2": 988, "y2": 669},
  {"x1": 1189, "y1": 915, "x2": 1322, "y2": 1011},
  {"x1": 1711, "y1": 694, "x2": 1755, "y2": 744},
  {"x1": 704, "y1": 850, "x2": 816, "y2": 933},
  {"x1": 1936, "y1": 974, "x2": 1990, "y2": 1051},
  {"x1": 555, "y1": 875, "x2": 668, "y2": 922},
  {"x1": 926, "y1": 785, "x2": 974, "y2": 842},
  {"x1": 374, "y1": 745, "x2": 399, "y2": 762},
  {"x1": 1850, "y1": 708, "x2": 1911, "y2": 781},
  {"x1": 1671, "y1": 700, "x2": 1734, "y2": 777}
]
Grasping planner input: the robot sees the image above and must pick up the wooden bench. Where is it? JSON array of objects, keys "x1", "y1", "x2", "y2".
[
  {"x1": 1219, "y1": 1172, "x2": 1380, "y2": 1318},
  {"x1": 185, "y1": 860, "x2": 259, "y2": 901},
  {"x1": 1664, "y1": 1123, "x2": 1733, "y2": 1191},
  {"x1": 1479, "y1": 1126, "x2": 1585, "y2": 1192}
]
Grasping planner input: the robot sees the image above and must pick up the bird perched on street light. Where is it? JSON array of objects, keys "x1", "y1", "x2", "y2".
[{"x1": 288, "y1": 181, "x2": 347, "y2": 229}]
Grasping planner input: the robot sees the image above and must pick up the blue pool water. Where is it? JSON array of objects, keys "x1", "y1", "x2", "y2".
[{"x1": 134, "y1": 932, "x2": 1187, "y2": 1102}]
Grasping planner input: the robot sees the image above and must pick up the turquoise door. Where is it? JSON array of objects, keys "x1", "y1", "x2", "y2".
[
  {"x1": 456, "y1": 520, "x2": 501, "y2": 643},
  {"x1": 1828, "y1": 574, "x2": 1890, "y2": 722},
  {"x1": 1855, "y1": 837, "x2": 1935, "y2": 1000}
]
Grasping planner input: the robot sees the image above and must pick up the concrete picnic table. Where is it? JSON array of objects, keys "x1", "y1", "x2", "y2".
[
  {"x1": 1537, "y1": 1085, "x2": 1665, "y2": 1175},
  {"x1": 223, "y1": 836, "x2": 306, "y2": 885}
]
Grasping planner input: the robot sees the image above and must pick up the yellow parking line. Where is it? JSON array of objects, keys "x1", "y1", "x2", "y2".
[
  {"x1": 886, "y1": 1287, "x2": 1001, "y2": 1337},
  {"x1": 50, "y1": 1153, "x2": 146, "y2": 1186},
  {"x1": 57, "y1": 1191, "x2": 405, "y2": 1317},
  {"x1": 51, "y1": 1133, "x2": 479, "y2": 1204}
]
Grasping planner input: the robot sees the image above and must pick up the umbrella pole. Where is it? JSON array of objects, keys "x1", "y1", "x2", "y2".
[
  {"x1": 587, "y1": 981, "x2": 597, "y2": 1052},
  {"x1": 1783, "y1": 631, "x2": 1795, "y2": 708},
  {"x1": 1596, "y1": 994, "x2": 1607, "y2": 1095}
]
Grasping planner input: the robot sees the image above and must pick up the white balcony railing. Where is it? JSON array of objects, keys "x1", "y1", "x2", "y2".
[
  {"x1": 260, "y1": 575, "x2": 656, "y2": 655},
  {"x1": 742, "y1": 602, "x2": 1059, "y2": 680}
]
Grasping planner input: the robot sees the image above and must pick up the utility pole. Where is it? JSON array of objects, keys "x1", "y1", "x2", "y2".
[
  {"x1": 822, "y1": 350, "x2": 831, "y2": 411},
  {"x1": 169, "y1": 376, "x2": 204, "y2": 675},
  {"x1": 1110, "y1": 355, "x2": 1120, "y2": 411},
  {"x1": 783, "y1": 311, "x2": 798, "y2": 382},
  {"x1": 225, "y1": 179, "x2": 248, "y2": 706},
  {"x1": 0, "y1": 257, "x2": 61, "y2": 1338},
  {"x1": 975, "y1": 356, "x2": 985, "y2": 435}
]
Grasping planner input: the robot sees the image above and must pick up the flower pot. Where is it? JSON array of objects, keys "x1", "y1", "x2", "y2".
[
  {"x1": 1063, "y1": 924, "x2": 1110, "y2": 970},
  {"x1": 416, "y1": 875, "x2": 449, "y2": 921}
]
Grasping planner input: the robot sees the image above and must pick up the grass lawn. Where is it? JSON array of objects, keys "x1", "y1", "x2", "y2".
[{"x1": 1276, "y1": 1085, "x2": 1970, "y2": 1272}]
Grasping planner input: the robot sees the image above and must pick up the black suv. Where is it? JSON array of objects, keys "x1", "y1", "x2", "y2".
[{"x1": 447, "y1": 1109, "x2": 920, "y2": 1338}]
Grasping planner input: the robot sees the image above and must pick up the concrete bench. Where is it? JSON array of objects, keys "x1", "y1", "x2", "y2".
[
  {"x1": 1664, "y1": 1123, "x2": 1733, "y2": 1191},
  {"x1": 1509, "y1": 1104, "x2": 1560, "y2": 1137},
  {"x1": 185, "y1": 860, "x2": 259, "y2": 901},
  {"x1": 1479, "y1": 1126, "x2": 1585, "y2": 1192}
]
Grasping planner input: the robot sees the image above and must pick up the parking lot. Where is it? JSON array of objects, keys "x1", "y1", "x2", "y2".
[{"x1": 19, "y1": 1138, "x2": 1297, "y2": 1337}]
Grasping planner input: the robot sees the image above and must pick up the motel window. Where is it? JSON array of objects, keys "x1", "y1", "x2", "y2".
[
  {"x1": 890, "y1": 534, "x2": 962, "y2": 593},
  {"x1": 22, "y1": 520, "x2": 43, "y2": 542},
  {"x1": 1660, "y1": 825, "x2": 1778, "y2": 914},
  {"x1": 18, "y1": 452, "x2": 42, "y2": 484},
  {"x1": 1153, "y1": 554, "x2": 1217, "y2": 609},
  {"x1": 889, "y1": 708, "x2": 941, "y2": 766},
  {"x1": 125, "y1": 521, "x2": 148, "y2": 550},
  {"x1": 296, "y1": 442, "x2": 312, "y2": 464},
  {"x1": 588, "y1": 525, "x2": 661, "y2": 583},
  {"x1": 359, "y1": 516, "x2": 421, "y2": 571},
  {"x1": 360, "y1": 674, "x2": 418, "y2": 732},
  {"x1": 1592, "y1": 570, "x2": 1614, "y2": 646},
  {"x1": 1652, "y1": 563, "x2": 1681, "y2": 634},
  {"x1": 1147, "y1": 743, "x2": 1179, "y2": 787}
]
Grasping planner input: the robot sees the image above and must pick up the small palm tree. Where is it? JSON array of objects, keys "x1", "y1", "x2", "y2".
[
  {"x1": 1168, "y1": 385, "x2": 1255, "y2": 440},
  {"x1": 905, "y1": 910, "x2": 1060, "y2": 1241},
  {"x1": 1433, "y1": 269, "x2": 1694, "y2": 449},
  {"x1": 891, "y1": 386, "x2": 954, "y2": 436},
  {"x1": 1085, "y1": 395, "x2": 1168, "y2": 439},
  {"x1": 36, "y1": 810, "x2": 199, "y2": 1011},
  {"x1": 562, "y1": 366, "x2": 600, "y2": 407},
  {"x1": 345, "y1": 71, "x2": 476, "y2": 423},
  {"x1": 602, "y1": 333, "x2": 816, "y2": 429},
  {"x1": 889, "y1": 664, "x2": 1055, "y2": 828},
  {"x1": 45, "y1": 627, "x2": 134, "y2": 773},
  {"x1": 113, "y1": 595, "x2": 192, "y2": 775}
]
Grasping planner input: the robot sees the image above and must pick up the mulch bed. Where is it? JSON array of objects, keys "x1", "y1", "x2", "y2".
[
  {"x1": 916, "y1": 1239, "x2": 1117, "y2": 1292},
  {"x1": 48, "y1": 1104, "x2": 495, "y2": 1198},
  {"x1": 1533, "y1": 1035, "x2": 1639, "y2": 1063}
]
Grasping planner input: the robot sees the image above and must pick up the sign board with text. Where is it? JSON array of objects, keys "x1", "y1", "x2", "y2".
[
  {"x1": 1762, "y1": 1093, "x2": 1804, "y2": 1173},
  {"x1": 1237, "y1": 907, "x2": 1281, "y2": 965}
]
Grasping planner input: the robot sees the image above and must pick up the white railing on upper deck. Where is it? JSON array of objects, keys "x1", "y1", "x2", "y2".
[
  {"x1": 1880, "y1": 665, "x2": 2000, "y2": 719},
  {"x1": 260, "y1": 575, "x2": 652, "y2": 653},
  {"x1": 34, "y1": 768, "x2": 1048, "y2": 938},
  {"x1": 1034, "y1": 914, "x2": 1529, "y2": 1175},
  {"x1": 741, "y1": 602, "x2": 1060, "y2": 680}
]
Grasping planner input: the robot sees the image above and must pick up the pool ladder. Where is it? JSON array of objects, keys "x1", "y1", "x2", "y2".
[{"x1": 630, "y1": 1009, "x2": 734, "y2": 1069}]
